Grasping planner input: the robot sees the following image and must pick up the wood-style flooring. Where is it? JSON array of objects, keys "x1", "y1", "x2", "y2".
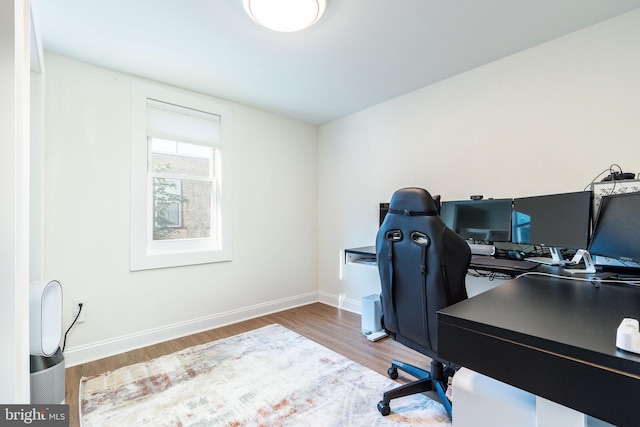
[{"x1": 65, "y1": 302, "x2": 430, "y2": 427}]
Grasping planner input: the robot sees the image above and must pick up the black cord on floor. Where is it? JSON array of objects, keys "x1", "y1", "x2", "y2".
[{"x1": 62, "y1": 303, "x2": 83, "y2": 352}]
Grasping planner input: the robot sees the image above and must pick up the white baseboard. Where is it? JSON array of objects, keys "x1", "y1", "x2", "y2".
[
  {"x1": 318, "y1": 291, "x2": 362, "y2": 314},
  {"x1": 64, "y1": 291, "x2": 322, "y2": 367}
]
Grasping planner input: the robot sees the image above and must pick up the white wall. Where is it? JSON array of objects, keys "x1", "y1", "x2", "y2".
[
  {"x1": 318, "y1": 10, "x2": 640, "y2": 305},
  {"x1": 0, "y1": 0, "x2": 31, "y2": 403},
  {"x1": 43, "y1": 53, "x2": 318, "y2": 365}
]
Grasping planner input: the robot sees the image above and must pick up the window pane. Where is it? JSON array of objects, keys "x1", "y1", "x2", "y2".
[
  {"x1": 153, "y1": 178, "x2": 212, "y2": 241},
  {"x1": 150, "y1": 138, "x2": 212, "y2": 177}
]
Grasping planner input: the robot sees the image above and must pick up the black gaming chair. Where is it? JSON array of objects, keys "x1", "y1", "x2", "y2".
[{"x1": 376, "y1": 187, "x2": 471, "y2": 417}]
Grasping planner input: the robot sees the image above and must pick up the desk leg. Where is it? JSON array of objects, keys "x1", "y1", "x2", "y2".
[{"x1": 536, "y1": 397, "x2": 586, "y2": 427}]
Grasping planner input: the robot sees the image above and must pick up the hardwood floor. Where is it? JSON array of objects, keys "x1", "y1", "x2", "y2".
[{"x1": 65, "y1": 302, "x2": 429, "y2": 427}]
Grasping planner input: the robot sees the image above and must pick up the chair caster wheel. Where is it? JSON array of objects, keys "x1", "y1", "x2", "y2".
[
  {"x1": 387, "y1": 366, "x2": 398, "y2": 380},
  {"x1": 377, "y1": 401, "x2": 391, "y2": 416}
]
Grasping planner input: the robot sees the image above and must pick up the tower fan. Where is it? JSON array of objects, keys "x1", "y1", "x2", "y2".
[{"x1": 29, "y1": 279, "x2": 65, "y2": 404}]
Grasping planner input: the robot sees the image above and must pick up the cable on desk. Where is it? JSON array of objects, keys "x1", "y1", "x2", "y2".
[
  {"x1": 467, "y1": 269, "x2": 512, "y2": 281},
  {"x1": 515, "y1": 271, "x2": 640, "y2": 288}
]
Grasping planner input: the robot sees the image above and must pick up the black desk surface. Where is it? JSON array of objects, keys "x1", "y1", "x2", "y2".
[
  {"x1": 345, "y1": 246, "x2": 537, "y2": 275},
  {"x1": 438, "y1": 274, "x2": 640, "y2": 426}
]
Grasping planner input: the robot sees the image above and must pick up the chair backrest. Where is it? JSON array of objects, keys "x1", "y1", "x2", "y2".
[{"x1": 376, "y1": 187, "x2": 470, "y2": 358}]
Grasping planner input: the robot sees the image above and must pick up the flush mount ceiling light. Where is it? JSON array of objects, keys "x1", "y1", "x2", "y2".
[{"x1": 243, "y1": 0, "x2": 326, "y2": 32}]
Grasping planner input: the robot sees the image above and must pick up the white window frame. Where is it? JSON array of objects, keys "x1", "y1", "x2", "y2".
[{"x1": 130, "y1": 81, "x2": 232, "y2": 271}]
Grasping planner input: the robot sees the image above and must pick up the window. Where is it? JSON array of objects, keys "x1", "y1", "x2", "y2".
[
  {"x1": 130, "y1": 82, "x2": 232, "y2": 270},
  {"x1": 154, "y1": 175, "x2": 183, "y2": 231}
]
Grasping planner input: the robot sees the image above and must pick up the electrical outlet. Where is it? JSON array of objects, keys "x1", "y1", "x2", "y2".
[{"x1": 73, "y1": 299, "x2": 87, "y2": 323}]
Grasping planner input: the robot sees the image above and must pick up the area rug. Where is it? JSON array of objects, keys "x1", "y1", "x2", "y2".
[{"x1": 79, "y1": 324, "x2": 450, "y2": 426}]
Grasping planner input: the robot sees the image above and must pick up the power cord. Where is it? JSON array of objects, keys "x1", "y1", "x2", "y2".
[
  {"x1": 583, "y1": 163, "x2": 636, "y2": 191},
  {"x1": 62, "y1": 302, "x2": 83, "y2": 352},
  {"x1": 515, "y1": 271, "x2": 640, "y2": 288}
]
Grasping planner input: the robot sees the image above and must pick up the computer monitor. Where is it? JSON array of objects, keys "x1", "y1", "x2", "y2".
[
  {"x1": 512, "y1": 191, "x2": 592, "y2": 265},
  {"x1": 589, "y1": 191, "x2": 640, "y2": 266},
  {"x1": 379, "y1": 203, "x2": 389, "y2": 226},
  {"x1": 440, "y1": 198, "x2": 512, "y2": 243}
]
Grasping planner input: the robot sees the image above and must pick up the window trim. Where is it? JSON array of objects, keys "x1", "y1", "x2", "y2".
[{"x1": 130, "y1": 81, "x2": 232, "y2": 271}]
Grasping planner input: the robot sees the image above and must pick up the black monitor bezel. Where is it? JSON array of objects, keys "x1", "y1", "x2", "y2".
[
  {"x1": 511, "y1": 191, "x2": 592, "y2": 250},
  {"x1": 589, "y1": 191, "x2": 640, "y2": 264},
  {"x1": 440, "y1": 198, "x2": 513, "y2": 243}
]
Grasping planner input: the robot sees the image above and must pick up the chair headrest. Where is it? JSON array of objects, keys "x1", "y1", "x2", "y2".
[{"x1": 388, "y1": 187, "x2": 438, "y2": 217}]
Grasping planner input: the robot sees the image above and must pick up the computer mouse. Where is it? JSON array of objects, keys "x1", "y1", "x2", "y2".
[{"x1": 507, "y1": 250, "x2": 525, "y2": 261}]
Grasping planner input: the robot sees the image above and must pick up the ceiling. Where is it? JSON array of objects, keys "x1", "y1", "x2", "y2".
[{"x1": 32, "y1": 0, "x2": 640, "y2": 125}]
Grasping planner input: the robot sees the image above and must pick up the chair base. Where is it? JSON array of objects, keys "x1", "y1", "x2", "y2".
[{"x1": 377, "y1": 359, "x2": 453, "y2": 418}]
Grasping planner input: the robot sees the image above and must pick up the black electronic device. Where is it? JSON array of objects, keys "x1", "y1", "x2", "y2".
[
  {"x1": 440, "y1": 198, "x2": 512, "y2": 243},
  {"x1": 589, "y1": 191, "x2": 640, "y2": 266},
  {"x1": 512, "y1": 191, "x2": 592, "y2": 265},
  {"x1": 506, "y1": 249, "x2": 525, "y2": 261},
  {"x1": 379, "y1": 203, "x2": 390, "y2": 226},
  {"x1": 601, "y1": 172, "x2": 636, "y2": 182}
]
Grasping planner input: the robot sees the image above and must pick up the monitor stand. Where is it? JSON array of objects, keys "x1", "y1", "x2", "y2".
[
  {"x1": 563, "y1": 249, "x2": 596, "y2": 274},
  {"x1": 525, "y1": 247, "x2": 563, "y2": 265}
]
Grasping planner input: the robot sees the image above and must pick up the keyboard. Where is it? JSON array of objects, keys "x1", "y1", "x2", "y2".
[{"x1": 470, "y1": 255, "x2": 540, "y2": 271}]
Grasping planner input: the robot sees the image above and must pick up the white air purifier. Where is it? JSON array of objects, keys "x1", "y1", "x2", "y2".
[
  {"x1": 29, "y1": 279, "x2": 65, "y2": 404},
  {"x1": 361, "y1": 294, "x2": 383, "y2": 334},
  {"x1": 361, "y1": 294, "x2": 388, "y2": 341}
]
